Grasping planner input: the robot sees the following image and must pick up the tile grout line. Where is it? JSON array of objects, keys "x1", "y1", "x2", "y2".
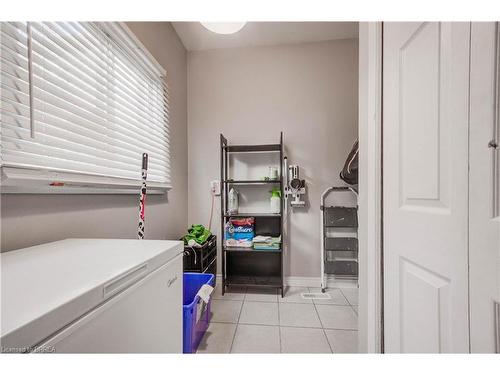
[
  {"x1": 309, "y1": 287, "x2": 328, "y2": 307},
  {"x1": 210, "y1": 288, "x2": 357, "y2": 353},
  {"x1": 309, "y1": 286, "x2": 327, "y2": 331},
  {"x1": 209, "y1": 320, "x2": 358, "y2": 331},
  {"x1": 312, "y1": 299, "x2": 325, "y2": 329},
  {"x1": 213, "y1": 286, "x2": 247, "y2": 302},
  {"x1": 278, "y1": 302, "x2": 282, "y2": 353},
  {"x1": 323, "y1": 328, "x2": 335, "y2": 354},
  {"x1": 213, "y1": 298, "x2": 349, "y2": 306},
  {"x1": 339, "y1": 288, "x2": 359, "y2": 317},
  {"x1": 236, "y1": 300, "x2": 245, "y2": 324},
  {"x1": 339, "y1": 288, "x2": 349, "y2": 304},
  {"x1": 228, "y1": 288, "x2": 246, "y2": 354},
  {"x1": 310, "y1": 291, "x2": 334, "y2": 354},
  {"x1": 319, "y1": 287, "x2": 357, "y2": 353},
  {"x1": 308, "y1": 287, "x2": 316, "y2": 306},
  {"x1": 208, "y1": 287, "x2": 248, "y2": 354},
  {"x1": 244, "y1": 287, "x2": 279, "y2": 303},
  {"x1": 340, "y1": 288, "x2": 359, "y2": 333},
  {"x1": 339, "y1": 288, "x2": 357, "y2": 306},
  {"x1": 216, "y1": 287, "x2": 351, "y2": 305},
  {"x1": 315, "y1": 288, "x2": 358, "y2": 332},
  {"x1": 209, "y1": 287, "x2": 358, "y2": 354},
  {"x1": 323, "y1": 328, "x2": 334, "y2": 354},
  {"x1": 350, "y1": 304, "x2": 358, "y2": 317}
]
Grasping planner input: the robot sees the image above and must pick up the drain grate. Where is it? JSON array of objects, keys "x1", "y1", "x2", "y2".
[{"x1": 301, "y1": 292, "x2": 331, "y2": 300}]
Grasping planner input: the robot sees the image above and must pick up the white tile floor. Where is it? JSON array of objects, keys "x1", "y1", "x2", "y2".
[{"x1": 196, "y1": 285, "x2": 358, "y2": 354}]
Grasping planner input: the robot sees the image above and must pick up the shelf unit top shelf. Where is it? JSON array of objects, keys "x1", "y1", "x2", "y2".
[
  {"x1": 223, "y1": 179, "x2": 281, "y2": 185},
  {"x1": 223, "y1": 144, "x2": 281, "y2": 153}
]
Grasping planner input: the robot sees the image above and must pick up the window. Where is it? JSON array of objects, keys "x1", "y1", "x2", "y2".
[{"x1": 1, "y1": 22, "x2": 170, "y2": 193}]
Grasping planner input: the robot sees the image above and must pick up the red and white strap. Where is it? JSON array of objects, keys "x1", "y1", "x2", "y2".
[{"x1": 138, "y1": 153, "x2": 148, "y2": 239}]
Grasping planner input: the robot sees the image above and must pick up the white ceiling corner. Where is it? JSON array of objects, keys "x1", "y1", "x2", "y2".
[{"x1": 171, "y1": 22, "x2": 358, "y2": 51}]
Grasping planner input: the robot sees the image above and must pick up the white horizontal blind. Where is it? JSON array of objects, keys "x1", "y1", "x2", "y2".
[{"x1": 1, "y1": 22, "x2": 171, "y2": 188}]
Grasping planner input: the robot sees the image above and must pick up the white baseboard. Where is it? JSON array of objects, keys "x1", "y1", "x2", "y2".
[
  {"x1": 215, "y1": 274, "x2": 358, "y2": 289},
  {"x1": 284, "y1": 276, "x2": 320, "y2": 288},
  {"x1": 286, "y1": 276, "x2": 358, "y2": 289}
]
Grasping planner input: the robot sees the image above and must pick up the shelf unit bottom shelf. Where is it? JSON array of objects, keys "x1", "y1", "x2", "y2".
[
  {"x1": 224, "y1": 246, "x2": 281, "y2": 253},
  {"x1": 225, "y1": 275, "x2": 282, "y2": 288}
]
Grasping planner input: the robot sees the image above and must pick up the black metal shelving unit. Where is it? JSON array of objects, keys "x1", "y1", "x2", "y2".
[{"x1": 220, "y1": 132, "x2": 285, "y2": 297}]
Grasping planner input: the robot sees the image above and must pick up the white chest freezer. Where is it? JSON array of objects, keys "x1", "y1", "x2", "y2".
[{"x1": 1, "y1": 239, "x2": 183, "y2": 353}]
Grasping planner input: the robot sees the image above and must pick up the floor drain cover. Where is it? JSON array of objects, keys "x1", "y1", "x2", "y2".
[{"x1": 301, "y1": 292, "x2": 331, "y2": 300}]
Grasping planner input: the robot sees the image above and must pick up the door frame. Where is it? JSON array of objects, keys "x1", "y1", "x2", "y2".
[{"x1": 358, "y1": 22, "x2": 384, "y2": 353}]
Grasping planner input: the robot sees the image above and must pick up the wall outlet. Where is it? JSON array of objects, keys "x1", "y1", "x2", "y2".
[{"x1": 210, "y1": 180, "x2": 221, "y2": 196}]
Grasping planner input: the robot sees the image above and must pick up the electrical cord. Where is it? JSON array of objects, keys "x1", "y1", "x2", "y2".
[{"x1": 208, "y1": 189, "x2": 215, "y2": 232}]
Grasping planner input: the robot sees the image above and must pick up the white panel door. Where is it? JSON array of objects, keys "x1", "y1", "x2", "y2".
[
  {"x1": 469, "y1": 22, "x2": 500, "y2": 353},
  {"x1": 383, "y1": 22, "x2": 470, "y2": 353}
]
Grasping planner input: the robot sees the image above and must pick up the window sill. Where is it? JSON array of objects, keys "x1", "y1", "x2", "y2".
[{"x1": 0, "y1": 167, "x2": 170, "y2": 195}]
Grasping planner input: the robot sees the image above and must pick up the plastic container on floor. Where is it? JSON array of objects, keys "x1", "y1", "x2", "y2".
[{"x1": 182, "y1": 272, "x2": 215, "y2": 353}]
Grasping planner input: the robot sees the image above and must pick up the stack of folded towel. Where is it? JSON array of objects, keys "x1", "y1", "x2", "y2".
[{"x1": 253, "y1": 235, "x2": 281, "y2": 250}]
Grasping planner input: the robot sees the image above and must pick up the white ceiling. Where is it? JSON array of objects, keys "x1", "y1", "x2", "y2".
[{"x1": 171, "y1": 22, "x2": 358, "y2": 51}]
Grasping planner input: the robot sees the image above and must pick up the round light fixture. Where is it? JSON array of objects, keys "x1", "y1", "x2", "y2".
[{"x1": 200, "y1": 22, "x2": 246, "y2": 35}]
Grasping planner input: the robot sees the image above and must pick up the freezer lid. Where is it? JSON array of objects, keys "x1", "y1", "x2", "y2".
[{"x1": 1, "y1": 239, "x2": 183, "y2": 351}]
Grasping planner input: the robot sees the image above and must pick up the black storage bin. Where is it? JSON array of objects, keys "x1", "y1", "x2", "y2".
[{"x1": 183, "y1": 234, "x2": 217, "y2": 275}]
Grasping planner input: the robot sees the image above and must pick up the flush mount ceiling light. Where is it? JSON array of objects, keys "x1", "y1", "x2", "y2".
[{"x1": 200, "y1": 22, "x2": 246, "y2": 35}]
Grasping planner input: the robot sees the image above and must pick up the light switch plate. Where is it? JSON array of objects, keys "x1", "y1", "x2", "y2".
[{"x1": 210, "y1": 180, "x2": 221, "y2": 196}]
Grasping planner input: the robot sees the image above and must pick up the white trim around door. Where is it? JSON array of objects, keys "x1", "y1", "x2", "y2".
[{"x1": 358, "y1": 22, "x2": 384, "y2": 353}]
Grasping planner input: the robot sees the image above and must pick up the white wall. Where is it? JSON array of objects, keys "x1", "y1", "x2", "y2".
[
  {"x1": 187, "y1": 39, "x2": 358, "y2": 278},
  {"x1": 1, "y1": 22, "x2": 188, "y2": 251}
]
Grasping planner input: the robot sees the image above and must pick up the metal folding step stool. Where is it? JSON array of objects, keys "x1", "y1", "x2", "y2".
[{"x1": 320, "y1": 186, "x2": 358, "y2": 292}]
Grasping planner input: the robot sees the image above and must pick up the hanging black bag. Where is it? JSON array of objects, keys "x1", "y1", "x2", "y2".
[{"x1": 340, "y1": 140, "x2": 358, "y2": 186}]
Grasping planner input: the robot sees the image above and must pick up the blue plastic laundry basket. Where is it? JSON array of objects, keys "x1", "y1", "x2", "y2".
[{"x1": 183, "y1": 273, "x2": 215, "y2": 353}]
